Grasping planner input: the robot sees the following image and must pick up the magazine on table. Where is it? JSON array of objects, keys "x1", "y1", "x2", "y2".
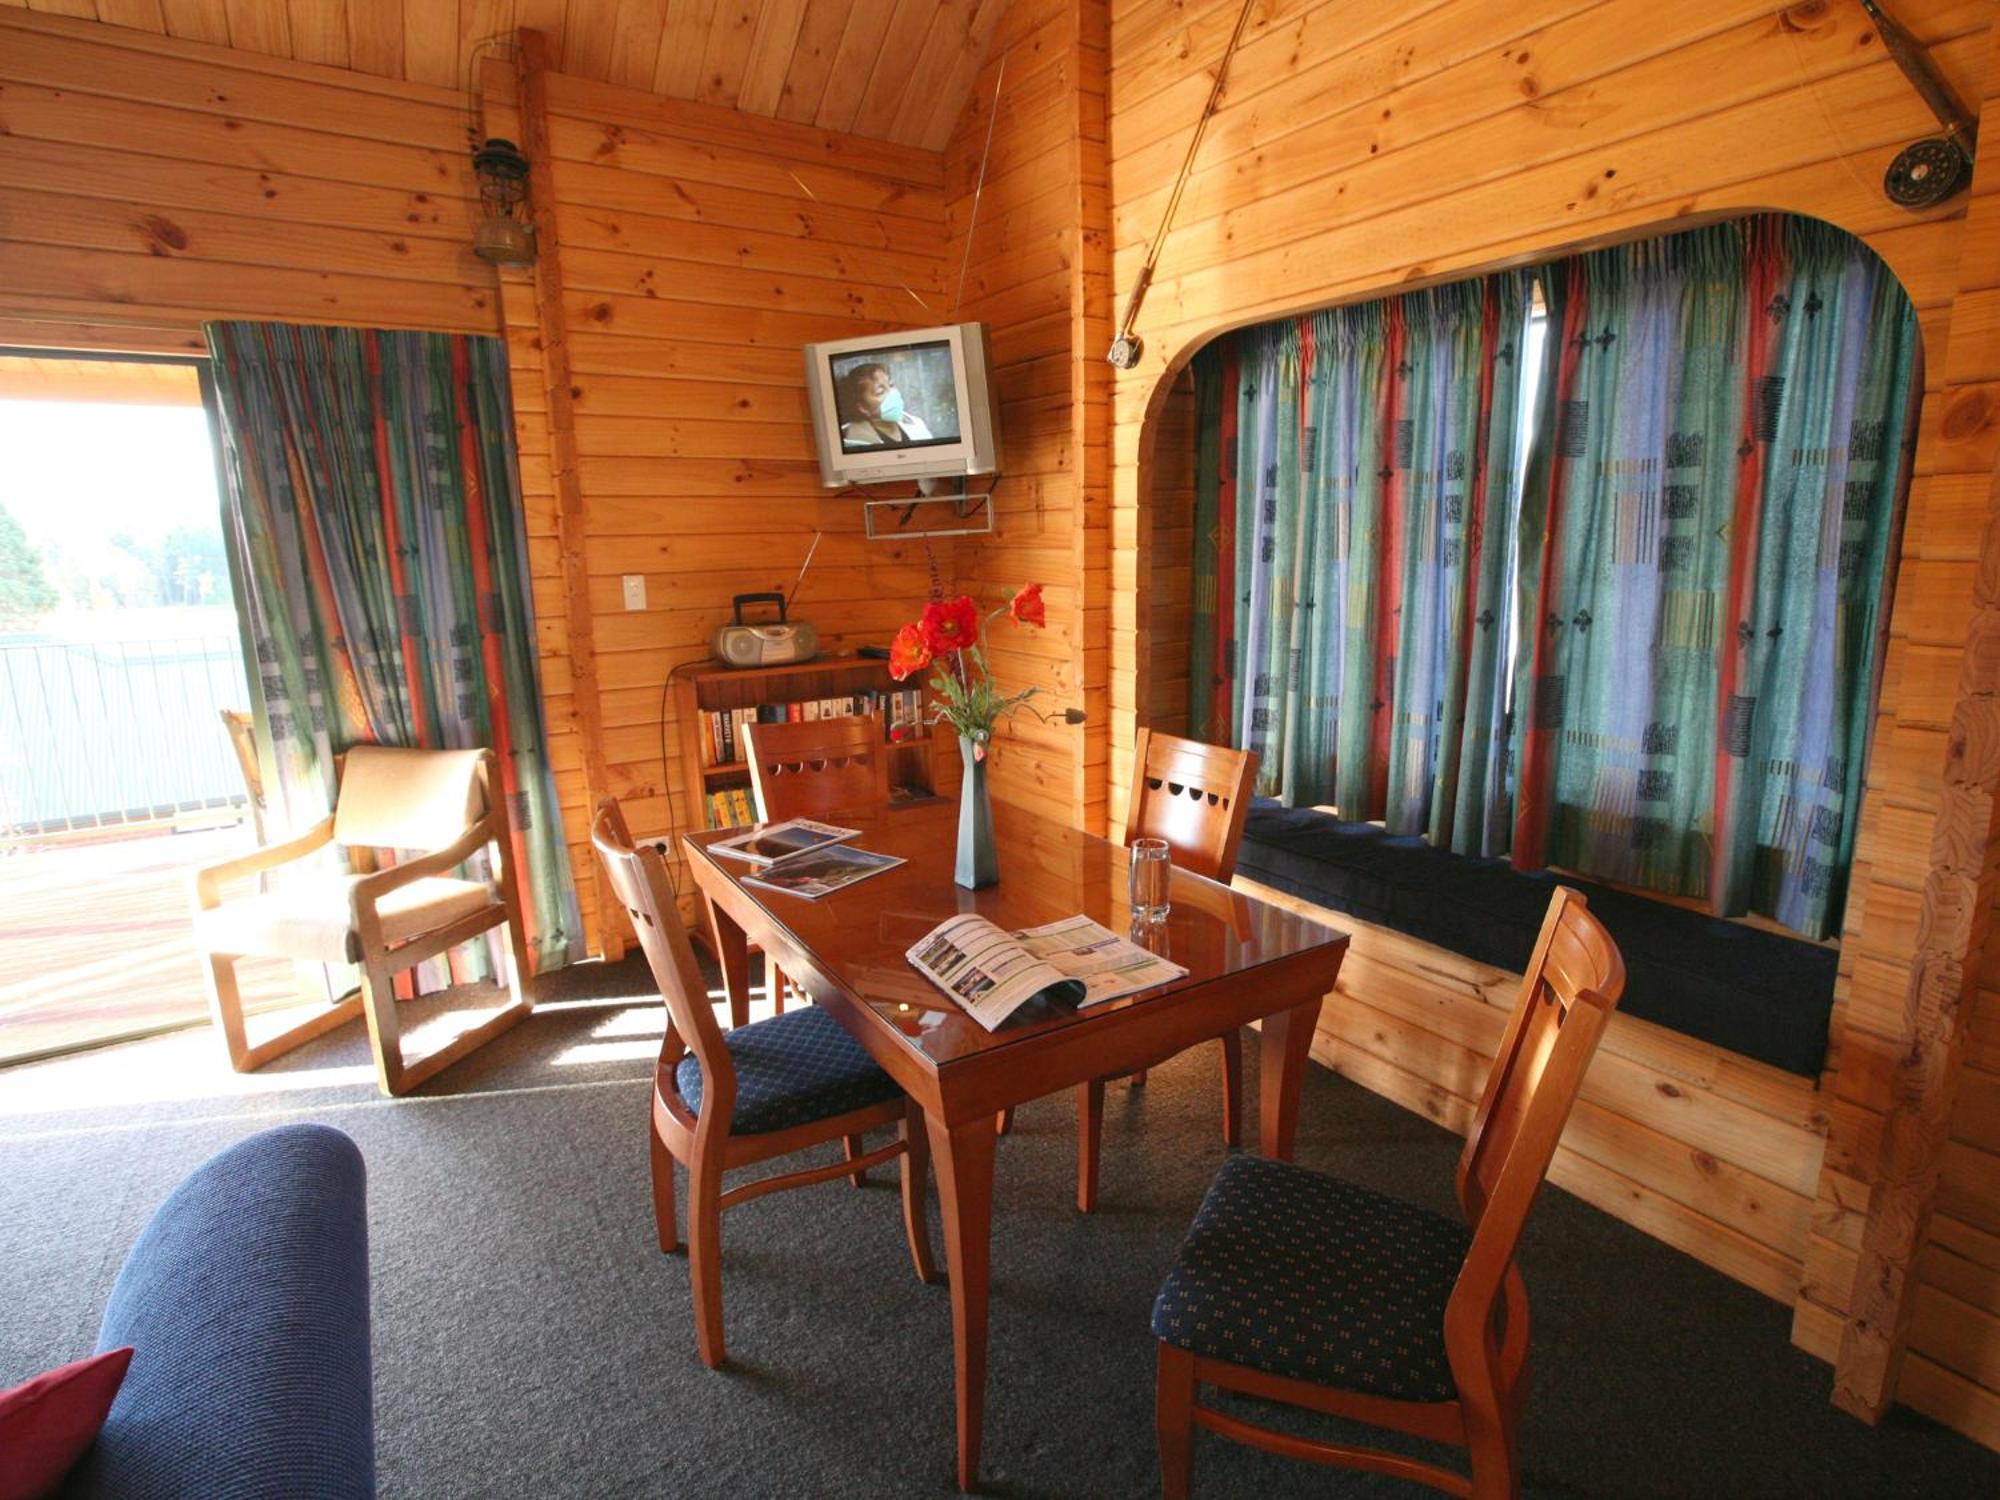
[
  {"x1": 741, "y1": 844, "x2": 905, "y2": 899},
  {"x1": 906, "y1": 913, "x2": 1189, "y2": 1033},
  {"x1": 708, "y1": 817, "x2": 860, "y2": 867}
]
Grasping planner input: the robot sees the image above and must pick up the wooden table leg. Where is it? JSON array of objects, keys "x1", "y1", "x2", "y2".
[
  {"x1": 927, "y1": 1107, "x2": 999, "y2": 1492},
  {"x1": 1259, "y1": 994, "x2": 1325, "y2": 1161},
  {"x1": 704, "y1": 893, "x2": 751, "y2": 1030}
]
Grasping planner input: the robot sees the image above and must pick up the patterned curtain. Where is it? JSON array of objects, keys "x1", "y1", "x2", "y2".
[
  {"x1": 1512, "y1": 218, "x2": 1916, "y2": 938},
  {"x1": 1187, "y1": 274, "x2": 1533, "y2": 854},
  {"x1": 206, "y1": 321, "x2": 582, "y2": 976}
]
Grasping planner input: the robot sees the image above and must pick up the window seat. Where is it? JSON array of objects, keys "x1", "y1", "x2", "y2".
[{"x1": 1235, "y1": 801, "x2": 1835, "y2": 1079}]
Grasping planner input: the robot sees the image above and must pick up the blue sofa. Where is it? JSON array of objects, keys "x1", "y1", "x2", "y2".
[{"x1": 63, "y1": 1124, "x2": 375, "y2": 1499}]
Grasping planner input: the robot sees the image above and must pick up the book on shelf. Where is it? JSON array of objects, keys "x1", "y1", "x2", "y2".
[
  {"x1": 704, "y1": 788, "x2": 759, "y2": 829},
  {"x1": 709, "y1": 817, "x2": 861, "y2": 867},
  {"x1": 742, "y1": 844, "x2": 905, "y2": 899},
  {"x1": 905, "y1": 914, "x2": 1189, "y2": 1033},
  {"x1": 698, "y1": 690, "x2": 928, "y2": 769}
]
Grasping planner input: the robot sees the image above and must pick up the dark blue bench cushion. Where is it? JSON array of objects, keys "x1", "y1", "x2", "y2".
[
  {"x1": 1236, "y1": 800, "x2": 1836, "y2": 1078},
  {"x1": 1152, "y1": 1154, "x2": 1469, "y2": 1401},
  {"x1": 70, "y1": 1123, "x2": 373, "y2": 1500},
  {"x1": 678, "y1": 1003, "x2": 902, "y2": 1135}
]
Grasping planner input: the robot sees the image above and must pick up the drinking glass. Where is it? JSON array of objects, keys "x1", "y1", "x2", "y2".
[{"x1": 1130, "y1": 838, "x2": 1172, "y2": 923}]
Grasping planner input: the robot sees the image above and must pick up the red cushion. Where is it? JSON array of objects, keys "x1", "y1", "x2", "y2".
[{"x1": 0, "y1": 1348, "x2": 133, "y2": 1500}]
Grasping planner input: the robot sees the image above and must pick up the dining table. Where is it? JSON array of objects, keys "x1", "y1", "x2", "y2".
[{"x1": 683, "y1": 798, "x2": 1349, "y2": 1490}]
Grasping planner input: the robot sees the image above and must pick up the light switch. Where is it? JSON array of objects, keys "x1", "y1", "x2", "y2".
[{"x1": 621, "y1": 574, "x2": 647, "y2": 611}]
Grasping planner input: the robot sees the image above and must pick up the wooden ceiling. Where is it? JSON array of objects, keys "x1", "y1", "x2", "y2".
[{"x1": 0, "y1": 0, "x2": 1007, "y2": 149}]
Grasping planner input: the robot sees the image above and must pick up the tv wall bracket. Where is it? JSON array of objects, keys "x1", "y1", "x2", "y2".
[{"x1": 862, "y1": 478, "x2": 997, "y2": 540}]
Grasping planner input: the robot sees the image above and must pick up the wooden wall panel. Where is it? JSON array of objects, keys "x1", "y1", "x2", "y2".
[
  {"x1": 0, "y1": 6, "x2": 498, "y2": 350},
  {"x1": 936, "y1": 0, "x2": 1110, "y2": 826},
  {"x1": 1069, "y1": 0, "x2": 2000, "y2": 1451},
  {"x1": 1831, "y1": 32, "x2": 2000, "y2": 1443},
  {"x1": 485, "y1": 56, "x2": 958, "y2": 947}
]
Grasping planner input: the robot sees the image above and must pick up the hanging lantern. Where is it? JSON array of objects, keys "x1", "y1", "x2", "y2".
[{"x1": 471, "y1": 137, "x2": 536, "y2": 266}]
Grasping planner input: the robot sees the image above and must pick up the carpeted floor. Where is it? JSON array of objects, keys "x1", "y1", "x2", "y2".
[{"x1": 3, "y1": 959, "x2": 1998, "y2": 1499}]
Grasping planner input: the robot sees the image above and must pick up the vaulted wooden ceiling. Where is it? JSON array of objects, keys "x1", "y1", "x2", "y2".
[{"x1": 0, "y1": 0, "x2": 1007, "y2": 149}]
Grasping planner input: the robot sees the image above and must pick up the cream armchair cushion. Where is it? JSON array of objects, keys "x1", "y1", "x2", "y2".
[
  {"x1": 332, "y1": 745, "x2": 489, "y2": 850},
  {"x1": 193, "y1": 874, "x2": 498, "y2": 966}
]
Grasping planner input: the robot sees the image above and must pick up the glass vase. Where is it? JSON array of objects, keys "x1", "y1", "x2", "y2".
[{"x1": 956, "y1": 735, "x2": 998, "y2": 889}]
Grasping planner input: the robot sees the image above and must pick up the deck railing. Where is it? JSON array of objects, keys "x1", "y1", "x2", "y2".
[{"x1": 0, "y1": 635, "x2": 253, "y2": 837}]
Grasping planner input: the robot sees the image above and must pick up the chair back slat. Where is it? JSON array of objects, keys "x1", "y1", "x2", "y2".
[
  {"x1": 591, "y1": 801, "x2": 730, "y2": 1106},
  {"x1": 334, "y1": 745, "x2": 491, "y2": 851},
  {"x1": 1455, "y1": 885, "x2": 1625, "y2": 1236},
  {"x1": 744, "y1": 717, "x2": 891, "y2": 823},
  {"x1": 1125, "y1": 728, "x2": 1259, "y2": 882}
]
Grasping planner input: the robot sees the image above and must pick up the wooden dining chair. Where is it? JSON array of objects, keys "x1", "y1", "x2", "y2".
[
  {"x1": 740, "y1": 715, "x2": 893, "y2": 1011},
  {"x1": 743, "y1": 715, "x2": 892, "y2": 823},
  {"x1": 591, "y1": 800, "x2": 935, "y2": 1370},
  {"x1": 1151, "y1": 886, "x2": 1626, "y2": 1498},
  {"x1": 1060, "y1": 728, "x2": 1259, "y2": 1211}
]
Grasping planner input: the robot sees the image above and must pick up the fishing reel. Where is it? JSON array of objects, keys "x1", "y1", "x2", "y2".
[
  {"x1": 1883, "y1": 138, "x2": 1973, "y2": 210},
  {"x1": 1106, "y1": 333, "x2": 1145, "y2": 370}
]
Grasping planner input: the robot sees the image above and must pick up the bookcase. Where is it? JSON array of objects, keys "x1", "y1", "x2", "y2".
[{"x1": 669, "y1": 656, "x2": 952, "y2": 836}]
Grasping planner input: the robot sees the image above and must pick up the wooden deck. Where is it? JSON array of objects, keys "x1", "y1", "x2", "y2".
[{"x1": 0, "y1": 821, "x2": 300, "y2": 1066}]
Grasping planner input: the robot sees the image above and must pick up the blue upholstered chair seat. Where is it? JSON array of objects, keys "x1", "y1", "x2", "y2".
[
  {"x1": 1151, "y1": 1155, "x2": 1470, "y2": 1403},
  {"x1": 676, "y1": 1004, "x2": 901, "y2": 1135}
]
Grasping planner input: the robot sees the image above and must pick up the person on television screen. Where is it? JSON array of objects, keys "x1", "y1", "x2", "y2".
[{"x1": 839, "y1": 362, "x2": 933, "y2": 447}]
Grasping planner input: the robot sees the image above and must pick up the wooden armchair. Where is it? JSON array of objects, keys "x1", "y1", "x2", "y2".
[
  {"x1": 1066, "y1": 728, "x2": 1259, "y2": 1211},
  {"x1": 592, "y1": 800, "x2": 935, "y2": 1369},
  {"x1": 218, "y1": 708, "x2": 269, "y2": 846},
  {"x1": 1152, "y1": 886, "x2": 1626, "y2": 1498},
  {"x1": 189, "y1": 745, "x2": 532, "y2": 1096}
]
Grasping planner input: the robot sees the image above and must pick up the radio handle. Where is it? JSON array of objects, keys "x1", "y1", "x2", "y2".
[{"x1": 731, "y1": 592, "x2": 788, "y2": 626}]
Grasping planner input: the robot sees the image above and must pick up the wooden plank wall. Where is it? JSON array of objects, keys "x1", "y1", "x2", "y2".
[
  {"x1": 1079, "y1": 0, "x2": 2000, "y2": 1450},
  {"x1": 0, "y1": 8, "x2": 500, "y2": 352},
  {"x1": 1812, "y1": 31, "x2": 2000, "y2": 1446},
  {"x1": 941, "y1": 0, "x2": 1112, "y2": 827},
  {"x1": 483, "y1": 58, "x2": 960, "y2": 946}
]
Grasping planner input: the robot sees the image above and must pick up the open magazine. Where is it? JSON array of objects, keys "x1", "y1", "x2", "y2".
[
  {"x1": 906, "y1": 913, "x2": 1189, "y2": 1033},
  {"x1": 708, "y1": 817, "x2": 859, "y2": 867},
  {"x1": 742, "y1": 844, "x2": 904, "y2": 899}
]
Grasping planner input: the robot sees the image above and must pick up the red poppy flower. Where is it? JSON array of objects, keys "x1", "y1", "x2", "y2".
[
  {"x1": 919, "y1": 595, "x2": 980, "y2": 656},
  {"x1": 1009, "y1": 583, "x2": 1046, "y2": 629},
  {"x1": 887, "y1": 622, "x2": 932, "y2": 682}
]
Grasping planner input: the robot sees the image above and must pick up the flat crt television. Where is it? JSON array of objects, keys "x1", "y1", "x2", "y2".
[{"x1": 802, "y1": 322, "x2": 1001, "y2": 487}]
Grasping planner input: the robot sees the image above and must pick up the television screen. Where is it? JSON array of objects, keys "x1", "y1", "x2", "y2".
[
  {"x1": 828, "y1": 340, "x2": 963, "y2": 454},
  {"x1": 802, "y1": 322, "x2": 998, "y2": 486}
]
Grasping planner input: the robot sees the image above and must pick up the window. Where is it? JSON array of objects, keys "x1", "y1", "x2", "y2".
[{"x1": 1181, "y1": 215, "x2": 1917, "y2": 940}]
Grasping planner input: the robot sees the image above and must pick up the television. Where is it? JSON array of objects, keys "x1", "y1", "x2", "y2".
[{"x1": 802, "y1": 323, "x2": 1001, "y2": 488}]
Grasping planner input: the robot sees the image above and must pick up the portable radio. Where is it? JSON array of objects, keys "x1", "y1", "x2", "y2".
[{"x1": 710, "y1": 592, "x2": 820, "y2": 669}]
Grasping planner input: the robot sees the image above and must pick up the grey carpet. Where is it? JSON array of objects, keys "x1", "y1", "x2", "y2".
[{"x1": 3, "y1": 957, "x2": 1997, "y2": 1499}]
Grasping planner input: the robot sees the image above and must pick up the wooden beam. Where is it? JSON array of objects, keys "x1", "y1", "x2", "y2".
[{"x1": 513, "y1": 26, "x2": 621, "y2": 962}]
